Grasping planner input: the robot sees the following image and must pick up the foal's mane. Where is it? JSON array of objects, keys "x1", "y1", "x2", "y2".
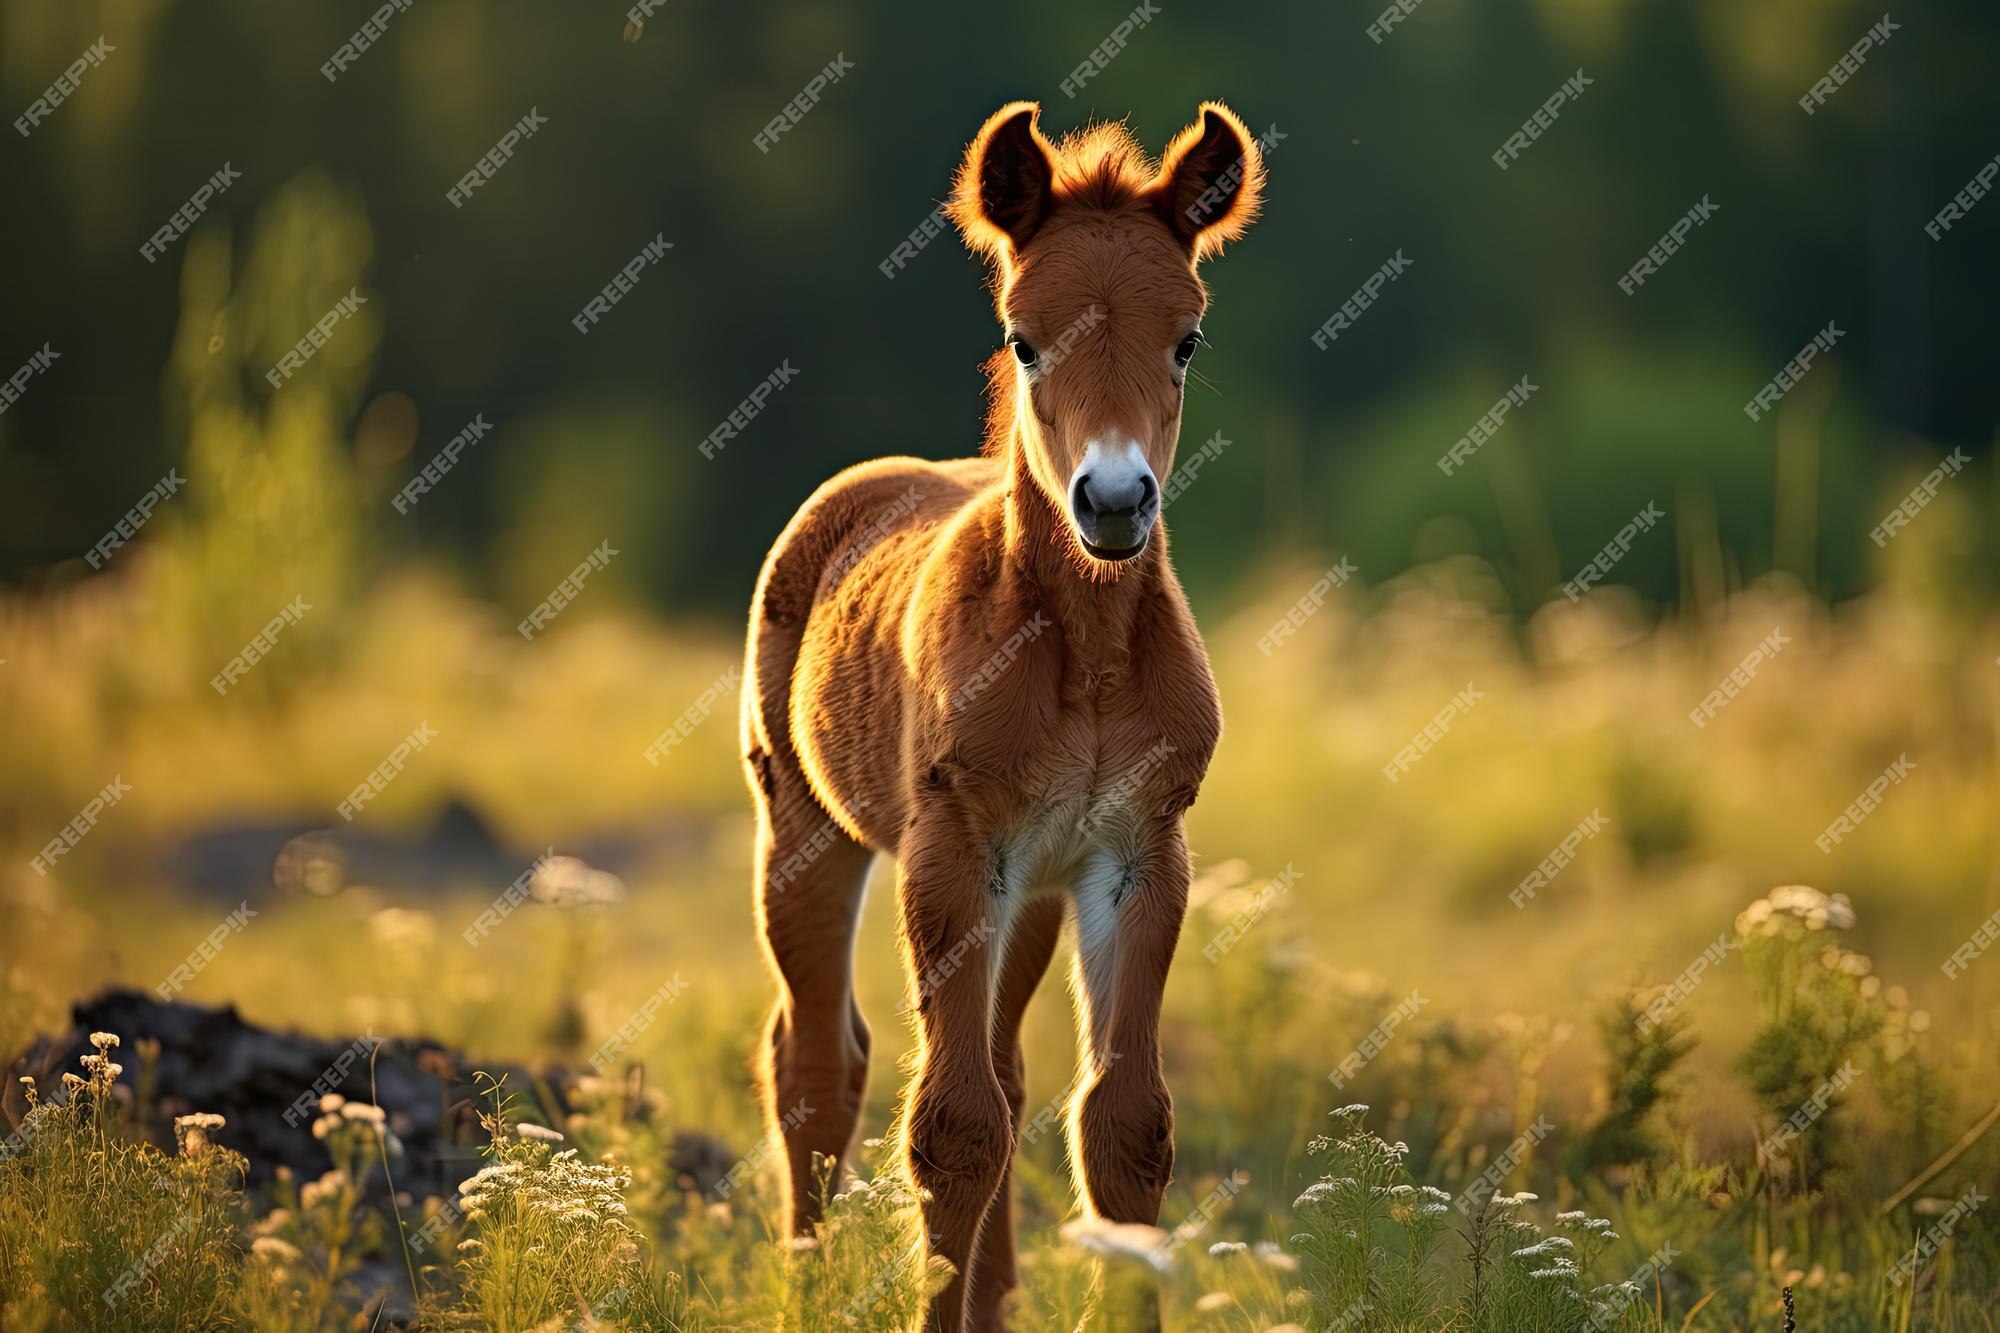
[{"x1": 1042, "y1": 121, "x2": 1156, "y2": 212}]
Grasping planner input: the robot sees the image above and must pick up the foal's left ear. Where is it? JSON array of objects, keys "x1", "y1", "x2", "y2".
[
  {"x1": 1152, "y1": 102, "x2": 1265, "y2": 260},
  {"x1": 952, "y1": 101, "x2": 1057, "y2": 262}
]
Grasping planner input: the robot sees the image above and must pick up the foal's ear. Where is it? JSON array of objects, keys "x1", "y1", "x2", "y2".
[
  {"x1": 1153, "y1": 102, "x2": 1264, "y2": 260},
  {"x1": 951, "y1": 101, "x2": 1056, "y2": 261}
]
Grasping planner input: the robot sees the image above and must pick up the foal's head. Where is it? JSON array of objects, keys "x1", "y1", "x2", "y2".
[{"x1": 952, "y1": 101, "x2": 1264, "y2": 569}]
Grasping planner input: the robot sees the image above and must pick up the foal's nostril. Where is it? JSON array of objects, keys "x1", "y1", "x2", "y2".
[
  {"x1": 1081, "y1": 471, "x2": 1149, "y2": 518},
  {"x1": 1071, "y1": 470, "x2": 1096, "y2": 516}
]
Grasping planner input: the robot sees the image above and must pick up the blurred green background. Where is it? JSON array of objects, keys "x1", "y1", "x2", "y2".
[
  {"x1": 4, "y1": 3, "x2": 2000, "y2": 1326},
  {"x1": 2, "y1": 0, "x2": 1995, "y2": 616}
]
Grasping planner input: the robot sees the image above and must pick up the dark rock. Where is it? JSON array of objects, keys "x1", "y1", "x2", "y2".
[{"x1": 2, "y1": 989, "x2": 735, "y2": 1205}]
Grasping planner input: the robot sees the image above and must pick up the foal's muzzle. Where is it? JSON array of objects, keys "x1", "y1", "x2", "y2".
[{"x1": 1069, "y1": 445, "x2": 1159, "y2": 562}]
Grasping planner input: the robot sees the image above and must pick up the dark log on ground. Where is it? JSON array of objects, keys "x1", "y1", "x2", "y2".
[{"x1": 3, "y1": 988, "x2": 737, "y2": 1202}]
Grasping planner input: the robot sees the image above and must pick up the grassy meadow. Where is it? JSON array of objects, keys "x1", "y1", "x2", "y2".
[
  {"x1": 4, "y1": 506, "x2": 1999, "y2": 1328},
  {"x1": 4, "y1": 2, "x2": 1997, "y2": 1325}
]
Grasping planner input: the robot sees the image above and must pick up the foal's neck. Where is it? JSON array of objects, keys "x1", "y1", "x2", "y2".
[{"x1": 999, "y1": 436, "x2": 1159, "y2": 657}]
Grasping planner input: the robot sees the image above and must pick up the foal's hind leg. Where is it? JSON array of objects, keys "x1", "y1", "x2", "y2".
[{"x1": 749, "y1": 751, "x2": 876, "y2": 1236}]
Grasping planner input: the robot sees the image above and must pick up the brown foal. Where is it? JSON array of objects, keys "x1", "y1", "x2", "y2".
[{"x1": 740, "y1": 99, "x2": 1264, "y2": 1330}]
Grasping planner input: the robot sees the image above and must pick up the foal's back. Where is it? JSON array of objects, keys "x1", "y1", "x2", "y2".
[{"x1": 742, "y1": 452, "x2": 1000, "y2": 850}]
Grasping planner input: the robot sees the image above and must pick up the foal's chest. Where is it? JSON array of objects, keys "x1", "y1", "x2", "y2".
[{"x1": 985, "y1": 697, "x2": 1205, "y2": 895}]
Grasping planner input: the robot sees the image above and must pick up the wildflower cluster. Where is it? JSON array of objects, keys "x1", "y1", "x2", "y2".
[
  {"x1": 1734, "y1": 885, "x2": 1883, "y2": 1188},
  {"x1": 1292, "y1": 1104, "x2": 1450, "y2": 1326},
  {"x1": 440, "y1": 1083, "x2": 661, "y2": 1330},
  {"x1": 0, "y1": 1033, "x2": 240, "y2": 1326}
]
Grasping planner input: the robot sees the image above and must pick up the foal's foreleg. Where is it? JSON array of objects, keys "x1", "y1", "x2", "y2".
[
  {"x1": 967, "y1": 894, "x2": 1063, "y2": 1331},
  {"x1": 894, "y1": 814, "x2": 1010, "y2": 1332},
  {"x1": 1068, "y1": 824, "x2": 1190, "y2": 1225}
]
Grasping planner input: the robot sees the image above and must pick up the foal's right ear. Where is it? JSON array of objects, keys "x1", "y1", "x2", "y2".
[{"x1": 951, "y1": 101, "x2": 1056, "y2": 261}]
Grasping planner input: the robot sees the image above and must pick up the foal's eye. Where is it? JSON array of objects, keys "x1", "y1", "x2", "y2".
[
  {"x1": 1009, "y1": 335, "x2": 1038, "y2": 369},
  {"x1": 1174, "y1": 331, "x2": 1204, "y2": 369}
]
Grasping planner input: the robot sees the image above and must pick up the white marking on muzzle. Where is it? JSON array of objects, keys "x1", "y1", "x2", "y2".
[{"x1": 1074, "y1": 439, "x2": 1153, "y2": 504}]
